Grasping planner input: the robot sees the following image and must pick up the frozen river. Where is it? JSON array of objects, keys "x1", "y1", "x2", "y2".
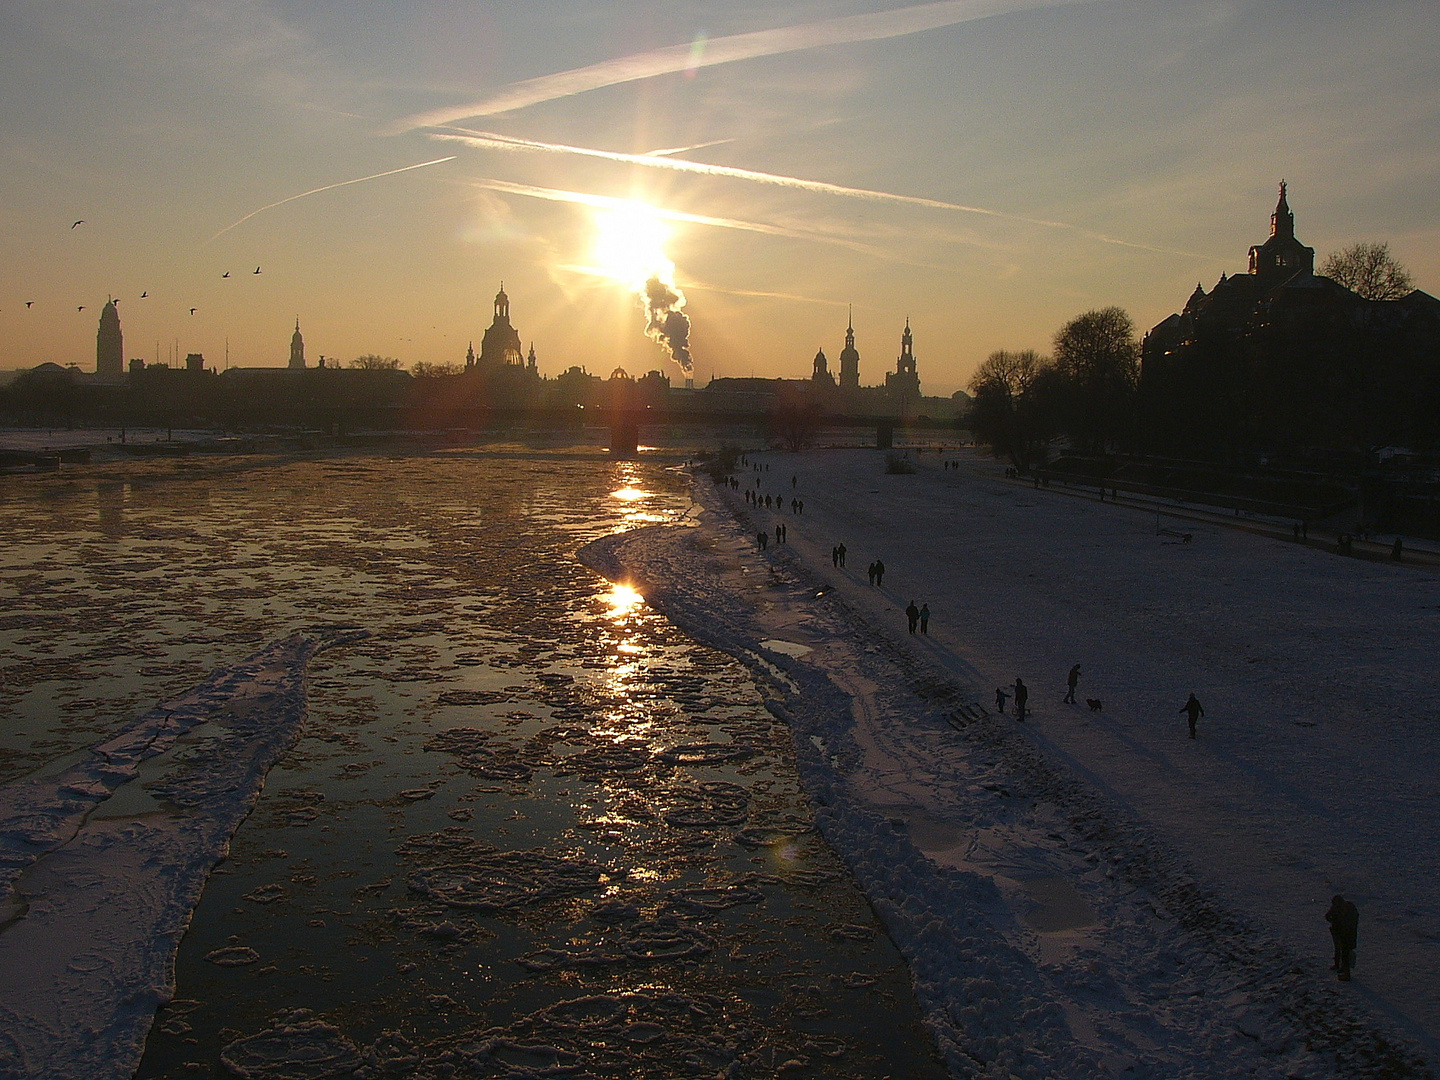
[{"x1": 0, "y1": 446, "x2": 944, "y2": 1080}]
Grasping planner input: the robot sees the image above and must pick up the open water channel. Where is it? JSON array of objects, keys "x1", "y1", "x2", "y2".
[{"x1": 0, "y1": 445, "x2": 946, "y2": 1079}]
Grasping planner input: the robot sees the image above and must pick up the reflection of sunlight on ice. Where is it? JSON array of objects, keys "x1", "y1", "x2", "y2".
[
  {"x1": 610, "y1": 487, "x2": 651, "y2": 501},
  {"x1": 606, "y1": 584, "x2": 644, "y2": 620}
]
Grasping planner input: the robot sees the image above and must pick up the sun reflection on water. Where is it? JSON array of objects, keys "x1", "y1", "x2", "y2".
[
  {"x1": 606, "y1": 583, "x2": 644, "y2": 620},
  {"x1": 610, "y1": 487, "x2": 651, "y2": 501}
]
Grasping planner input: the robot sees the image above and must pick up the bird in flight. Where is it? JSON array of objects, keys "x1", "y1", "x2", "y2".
[
  {"x1": 71, "y1": 220, "x2": 85, "y2": 229},
  {"x1": 77, "y1": 305, "x2": 85, "y2": 312},
  {"x1": 222, "y1": 271, "x2": 230, "y2": 278},
  {"x1": 190, "y1": 307, "x2": 197, "y2": 315},
  {"x1": 26, "y1": 301, "x2": 33, "y2": 308},
  {"x1": 253, "y1": 266, "x2": 262, "y2": 274},
  {"x1": 140, "y1": 291, "x2": 148, "y2": 298}
]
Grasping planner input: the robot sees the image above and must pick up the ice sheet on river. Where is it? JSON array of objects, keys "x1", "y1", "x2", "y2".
[{"x1": 0, "y1": 626, "x2": 363, "y2": 1080}]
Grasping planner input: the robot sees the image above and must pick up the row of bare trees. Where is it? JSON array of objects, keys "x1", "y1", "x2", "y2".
[{"x1": 967, "y1": 307, "x2": 1140, "y2": 469}]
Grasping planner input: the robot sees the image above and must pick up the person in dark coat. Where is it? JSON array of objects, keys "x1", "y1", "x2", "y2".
[
  {"x1": 1326, "y1": 895, "x2": 1359, "y2": 980},
  {"x1": 873, "y1": 558, "x2": 884, "y2": 585},
  {"x1": 1180, "y1": 693, "x2": 1204, "y2": 738},
  {"x1": 1013, "y1": 677, "x2": 1028, "y2": 720},
  {"x1": 837, "y1": 543, "x2": 847, "y2": 567},
  {"x1": 1064, "y1": 664, "x2": 1081, "y2": 704},
  {"x1": 919, "y1": 603, "x2": 930, "y2": 634},
  {"x1": 905, "y1": 600, "x2": 920, "y2": 634},
  {"x1": 867, "y1": 561, "x2": 876, "y2": 585},
  {"x1": 995, "y1": 687, "x2": 1009, "y2": 714}
]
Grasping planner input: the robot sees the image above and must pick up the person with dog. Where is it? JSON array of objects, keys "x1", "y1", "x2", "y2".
[
  {"x1": 1064, "y1": 664, "x2": 1081, "y2": 704},
  {"x1": 1180, "y1": 693, "x2": 1205, "y2": 738},
  {"x1": 1326, "y1": 895, "x2": 1359, "y2": 980}
]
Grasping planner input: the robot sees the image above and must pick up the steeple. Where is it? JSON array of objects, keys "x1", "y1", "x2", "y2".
[
  {"x1": 465, "y1": 341, "x2": 476, "y2": 369},
  {"x1": 526, "y1": 342, "x2": 537, "y2": 373},
  {"x1": 289, "y1": 317, "x2": 305, "y2": 370},
  {"x1": 1270, "y1": 179, "x2": 1293, "y2": 240},
  {"x1": 838, "y1": 306, "x2": 860, "y2": 390},
  {"x1": 494, "y1": 282, "x2": 509, "y2": 324}
]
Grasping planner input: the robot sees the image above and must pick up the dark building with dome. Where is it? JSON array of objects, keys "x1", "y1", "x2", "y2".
[
  {"x1": 1140, "y1": 183, "x2": 1440, "y2": 453},
  {"x1": 472, "y1": 284, "x2": 525, "y2": 371}
]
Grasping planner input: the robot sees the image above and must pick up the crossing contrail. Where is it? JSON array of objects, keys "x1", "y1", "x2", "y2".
[
  {"x1": 207, "y1": 156, "x2": 456, "y2": 243},
  {"x1": 438, "y1": 129, "x2": 1204, "y2": 258},
  {"x1": 468, "y1": 177, "x2": 964, "y2": 272},
  {"x1": 392, "y1": 0, "x2": 1091, "y2": 130}
]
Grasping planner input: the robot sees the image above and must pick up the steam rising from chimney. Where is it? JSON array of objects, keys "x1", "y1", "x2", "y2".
[{"x1": 643, "y1": 274, "x2": 692, "y2": 372}]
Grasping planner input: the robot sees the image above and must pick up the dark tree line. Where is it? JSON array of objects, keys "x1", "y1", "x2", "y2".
[{"x1": 968, "y1": 307, "x2": 1139, "y2": 469}]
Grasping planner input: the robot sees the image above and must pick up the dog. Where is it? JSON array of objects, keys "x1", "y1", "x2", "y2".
[{"x1": 1086, "y1": 698, "x2": 1103, "y2": 712}]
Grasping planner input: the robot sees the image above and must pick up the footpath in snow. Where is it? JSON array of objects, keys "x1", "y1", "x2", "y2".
[
  {"x1": 0, "y1": 626, "x2": 362, "y2": 1080},
  {"x1": 579, "y1": 447, "x2": 1438, "y2": 1080}
]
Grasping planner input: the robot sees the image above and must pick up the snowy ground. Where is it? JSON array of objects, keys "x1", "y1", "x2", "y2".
[{"x1": 581, "y1": 446, "x2": 1440, "y2": 1079}]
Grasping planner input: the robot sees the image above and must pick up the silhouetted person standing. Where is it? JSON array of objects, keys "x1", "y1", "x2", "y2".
[
  {"x1": 837, "y1": 543, "x2": 847, "y2": 568},
  {"x1": 919, "y1": 603, "x2": 930, "y2": 634},
  {"x1": 867, "y1": 561, "x2": 876, "y2": 584},
  {"x1": 1013, "y1": 678, "x2": 1028, "y2": 720},
  {"x1": 1064, "y1": 664, "x2": 1081, "y2": 704},
  {"x1": 1180, "y1": 693, "x2": 1204, "y2": 738},
  {"x1": 905, "y1": 600, "x2": 919, "y2": 634},
  {"x1": 833, "y1": 546, "x2": 841, "y2": 567},
  {"x1": 995, "y1": 687, "x2": 1008, "y2": 714},
  {"x1": 1326, "y1": 895, "x2": 1359, "y2": 980},
  {"x1": 873, "y1": 559, "x2": 884, "y2": 585}
]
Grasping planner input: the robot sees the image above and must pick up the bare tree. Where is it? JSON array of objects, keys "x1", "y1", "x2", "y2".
[
  {"x1": 1051, "y1": 307, "x2": 1139, "y2": 452},
  {"x1": 968, "y1": 349, "x2": 1052, "y2": 468},
  {"x1": 350, "y1": 354, "x2": 402, "y2": 370},
  {"x1": 1321, "y1": 241, "x2": 1415, "y2": 300},
  {"x1": 411, "y1": 361, "x2": 461, "y2": 377}
]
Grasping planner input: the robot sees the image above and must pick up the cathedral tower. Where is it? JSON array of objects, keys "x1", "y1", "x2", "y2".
[
  {"x1": 96, "y1": 300, "x2": 122, "y2": 376},
  {"x1": 1247, "y1": 181, "x2": 1314, "y2": 284},
  {"x1": 885, "y1": 318, "x2": 920, "y2": 404}
]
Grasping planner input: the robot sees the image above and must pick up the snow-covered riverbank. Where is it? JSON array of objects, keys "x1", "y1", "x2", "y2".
[
  {"x1": 0, "y1": 628, "x2": 362, "y2": 1080},
  {"x1": 580, "y1": 447, "x2": 1439, "y2": 1079}
]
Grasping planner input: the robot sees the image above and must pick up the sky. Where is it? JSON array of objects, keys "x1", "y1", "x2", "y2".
[{"x1": 2, "y1": 0, "x2": 1438, "y2": 396}]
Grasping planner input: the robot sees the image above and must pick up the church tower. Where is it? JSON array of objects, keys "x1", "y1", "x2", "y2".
[
  {"x1": 96, "y1": 300, "x2": 122, "y2": 376},
  {"x1": 885, "y1": 318, "x2": 920, "y2": 404},
  {"x1": 289, "y1": 318, "x2": 305, "y2": 370},
  {"x1": 812, "y1": 347, "x2": 834, "y2": 388},
  {"x1": 1247, "y1": 181, "x2": 1314, "y2": 284},
  {"x1": 838, "y1": 307, "x2": 860, "y2": 390}
]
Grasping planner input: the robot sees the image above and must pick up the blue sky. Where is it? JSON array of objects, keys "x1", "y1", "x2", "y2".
[{"x1": 3, "y1": 0, "x2": 1437, "y2": 394}]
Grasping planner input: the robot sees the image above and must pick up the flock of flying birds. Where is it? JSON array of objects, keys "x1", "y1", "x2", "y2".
[{"x1": 11, "y1": 219, "x2": 262, "y2": 317}]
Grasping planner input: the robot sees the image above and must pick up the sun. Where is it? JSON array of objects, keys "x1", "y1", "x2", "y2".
[{"x1": 590, "y1": 202, "x2": 672, "y2": 289}]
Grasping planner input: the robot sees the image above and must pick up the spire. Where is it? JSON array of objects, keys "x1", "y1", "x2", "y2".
[
  {"x1": 289, "y1": 317, "x2": 305, "y2": 370},
  {"x1": 1270, "y1": 179, "x2": 1293, "y2": 239}
]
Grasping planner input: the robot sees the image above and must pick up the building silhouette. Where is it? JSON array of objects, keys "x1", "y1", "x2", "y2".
[
  {"x1": 885, "y1": 318, "x2": 920, "y2": 406},
  {"x1": 838, "y1": 309, "x2": 861, "y2": 390},
  {"x1": 475, "y1": 283, "x2": 524, "y2": 369},
  {"x1": 289, "y1": 319, "x2": 305, "y2": 370},
  {"x1": 96, "y1": 300, "x2": 122, "y2": 376},
  {"x1": 811, "y1": 347, "x2": 834, "y2": 388},
  {"x1": 1141, "y1": 183, "x2": 1440, "y2": 452}
]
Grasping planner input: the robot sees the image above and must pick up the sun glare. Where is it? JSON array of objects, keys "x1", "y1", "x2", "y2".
[
  {"x1": 590, "y1": 203, "x2": 672, "y2": 288},
  {"x1": 606, "y1": 583, "x2": 644, "y2": 620}
]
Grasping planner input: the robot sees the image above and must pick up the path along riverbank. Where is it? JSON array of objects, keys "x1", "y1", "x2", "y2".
[{"x1": 580, "y1": 446, "x2": 1440, "y2": 1079}]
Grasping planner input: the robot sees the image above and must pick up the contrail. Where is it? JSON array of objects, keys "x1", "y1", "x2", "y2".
[
  {"x1": 207, "y1": 157, "x2": 457, "y2": 243},
  {"x1": 393, "y1": 0, "x2": 1091, "y2": 129},
  {"x1": 468, "y1": 177, "x2": 963, "y2": 271},
  {"x1": 439, "y1": 129, "x2": 1205, "y2": 258}
]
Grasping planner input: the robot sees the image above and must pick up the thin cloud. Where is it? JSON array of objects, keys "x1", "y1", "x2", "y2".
[
  {"x1": 393, "y1": 0, "x2": 1092, "y2": 130},
  {"x1": 207, "y1": 156, "x2": 456, "y2": 243},
  {"x1": 467, "y1": 177, "x2": 961, "y2": 271},
  {"x1": 438, "y1": 129, "x2": 1205, "y2": 258}
]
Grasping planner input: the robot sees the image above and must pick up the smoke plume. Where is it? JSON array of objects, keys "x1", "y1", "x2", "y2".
[{"x1": 643, "y1": 275, "x2": 692, "y2": 372}]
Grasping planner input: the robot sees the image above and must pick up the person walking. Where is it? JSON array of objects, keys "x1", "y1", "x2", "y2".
[
  {"x1": 867, "y1": 561, "x2": 877, "y2": 585},
  {"x1": 1326, "y1": 895, "x2": 1359, "y2": 980},
  {"x1": 905, "y1": 600, "x2": 920, "y2": 634},
  {"x1": 837, "y1": 543, "x2": 847, "y2": 568},
  {"x1": 1180, "y1": 693, "x2": 1204, "y2": 738},
  {"x1": 832, "y1": 546, "x2": 840, "y2": 568},
  {"x1": 919, "y1": 603, "x2": 930, "y2": 634},
  {"x1": 873, "y1": 558, "x2": 884, "y2": 586},
  {"x1": 1013, "y1": 678, "x2": 1028, "y2": 720},
  {"x1": 1064, "y1": 664, "x2": 1081, "y2": 705},
  {"x1": 994, "y1": 687, "x2": 1009, "y2": 714}
]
